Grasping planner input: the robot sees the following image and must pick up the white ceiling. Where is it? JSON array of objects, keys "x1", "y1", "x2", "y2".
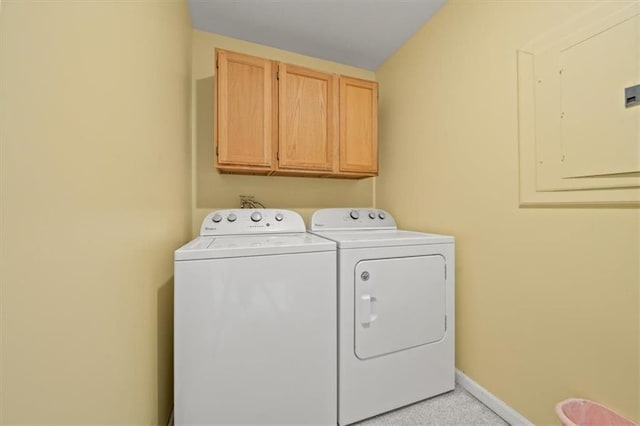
[{"x1": 188, "y1": 0, "x2": 447, "y2": 71}]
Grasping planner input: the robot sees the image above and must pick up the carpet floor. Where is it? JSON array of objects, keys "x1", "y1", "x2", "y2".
[{"x1": 354, "y1": 385, "x2": 509, "y2": 425}]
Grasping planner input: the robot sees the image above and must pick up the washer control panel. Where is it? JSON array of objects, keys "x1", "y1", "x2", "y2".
[
  {"x1": 201, "y1": 209, "x2": 305, "y2": 236},
  {"x1": 310, "y1": 208, "x2": 397, "y2": 231}
]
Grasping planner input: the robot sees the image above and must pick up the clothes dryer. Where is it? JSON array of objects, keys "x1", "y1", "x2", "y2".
[
  {"x1": 175, "y1": 209, "x2": 337, "y2": 425},
  {"x1": 310, "y1": 208, "x2": 455, "y2": 426}
]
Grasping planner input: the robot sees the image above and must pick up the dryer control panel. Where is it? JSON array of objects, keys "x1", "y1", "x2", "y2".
[
  {"x1": 201, "y1": 209, "x2": 306, "y2": 236},
  {"x1": 310, "y1": 208, "x2": 397, "y2": 231}
]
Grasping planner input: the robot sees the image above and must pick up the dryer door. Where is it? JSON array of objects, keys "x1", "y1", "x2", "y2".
[{"x1": 354, "y1": 255, "x2": 446, "y2": 359}]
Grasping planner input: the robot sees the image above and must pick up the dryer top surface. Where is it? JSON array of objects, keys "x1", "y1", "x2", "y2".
[{"x1": 312, "y1": 229, "x2": 454, "y2": 249}]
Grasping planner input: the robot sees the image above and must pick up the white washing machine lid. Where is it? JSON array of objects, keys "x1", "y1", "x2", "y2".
[
  {"x1": 311, "y1": 229, "x2": 453, "y2": 249},
  {"x1": 175, "y1": 233, "x2": 335, "y2": 261}
]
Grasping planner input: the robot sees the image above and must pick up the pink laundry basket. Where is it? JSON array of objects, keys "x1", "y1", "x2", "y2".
[{"x1": 556, "y1": 398, "x2": 638, "y2": 426}]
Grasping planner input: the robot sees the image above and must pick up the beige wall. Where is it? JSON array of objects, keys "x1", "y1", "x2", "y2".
[
  {"x1": 191, "y1": 31, "x2": 376, "y2": 234},
  {"x1": 2, "y1": 1, "x2": 637, "y2": 424},
  {"x1": 376, "y1": 1, "x2": 639, "y2": 424},
  {"x1": 0, "y1": 1, "x2": 192, "y2": 424}
]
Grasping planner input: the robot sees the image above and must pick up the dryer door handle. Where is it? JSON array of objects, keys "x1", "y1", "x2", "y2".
[{"x1": 359, "y1": 294, "x2": 378, "y2": 327}]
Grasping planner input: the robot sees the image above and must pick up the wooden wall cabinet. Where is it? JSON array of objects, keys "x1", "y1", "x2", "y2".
[
  {"x1": 215, "y1": 49, "x2": 378, "y2": 178},
  {"x1": 277, "y1": 63, "x2": 337, "y2": 174},
  {"x1": 215, "y1": 50, "x2": 276, "y2": 175},
  {"x1": 339, "y1": 77, "x2": 378, "y2": 175}
]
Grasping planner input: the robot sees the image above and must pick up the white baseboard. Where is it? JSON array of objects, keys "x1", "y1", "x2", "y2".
[{"x1": 456, "y1": 369, "x2": 534, "y2": 426}]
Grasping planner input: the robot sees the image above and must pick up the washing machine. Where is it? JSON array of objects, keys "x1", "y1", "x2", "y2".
[
  {"x1": 310, "y1": 208, "x2": 455, "y2": 426},
  {"x1": 174, "y1": 209, "x2": 337, "y2": 425}
]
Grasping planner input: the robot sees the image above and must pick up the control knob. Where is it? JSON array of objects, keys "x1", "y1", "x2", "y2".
[
  {"x1": 378, "y1": 211, "x2": 386, "y2": 220},
  {"x1": 275, "y1": 213, "x2": 284, "y2": 222},
  {"x1": 250, "y1": 211, "x2": 262, "y2": 222},
  {"x1": 368, "y1": 211, "x2": 376, "y2": 219},
  {"x1": 212, "y1": 213, "x2": 222, "y2": 223},
  {"x1": 227, "y1": 213, "x2": 237, "y2": 222},
  {"x1": 349, "y1": 210, "x2": 360, "y2": 220}
]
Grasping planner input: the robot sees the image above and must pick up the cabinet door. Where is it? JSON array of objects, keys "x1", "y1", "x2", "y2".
[
  {"x1": 216, "y1": 50, "x2": 276, "y2": 172},
  {"x1": 278, "y1": 64, "x2": 336, "y2": 172},
  {"x1": 339, "y1": 77, "x2": 378, "y2": 175}
]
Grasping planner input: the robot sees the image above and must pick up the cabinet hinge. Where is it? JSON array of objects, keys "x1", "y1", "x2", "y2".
[
  {"x1": 276, "y1": 71, "x2": 280, "y2": 81},
  {"x1": 276, "y1": 151, "x2": 279, "y2": 161},
  {"x1": 216, "y1": 146, "x2": 219, "y2": 156}
]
